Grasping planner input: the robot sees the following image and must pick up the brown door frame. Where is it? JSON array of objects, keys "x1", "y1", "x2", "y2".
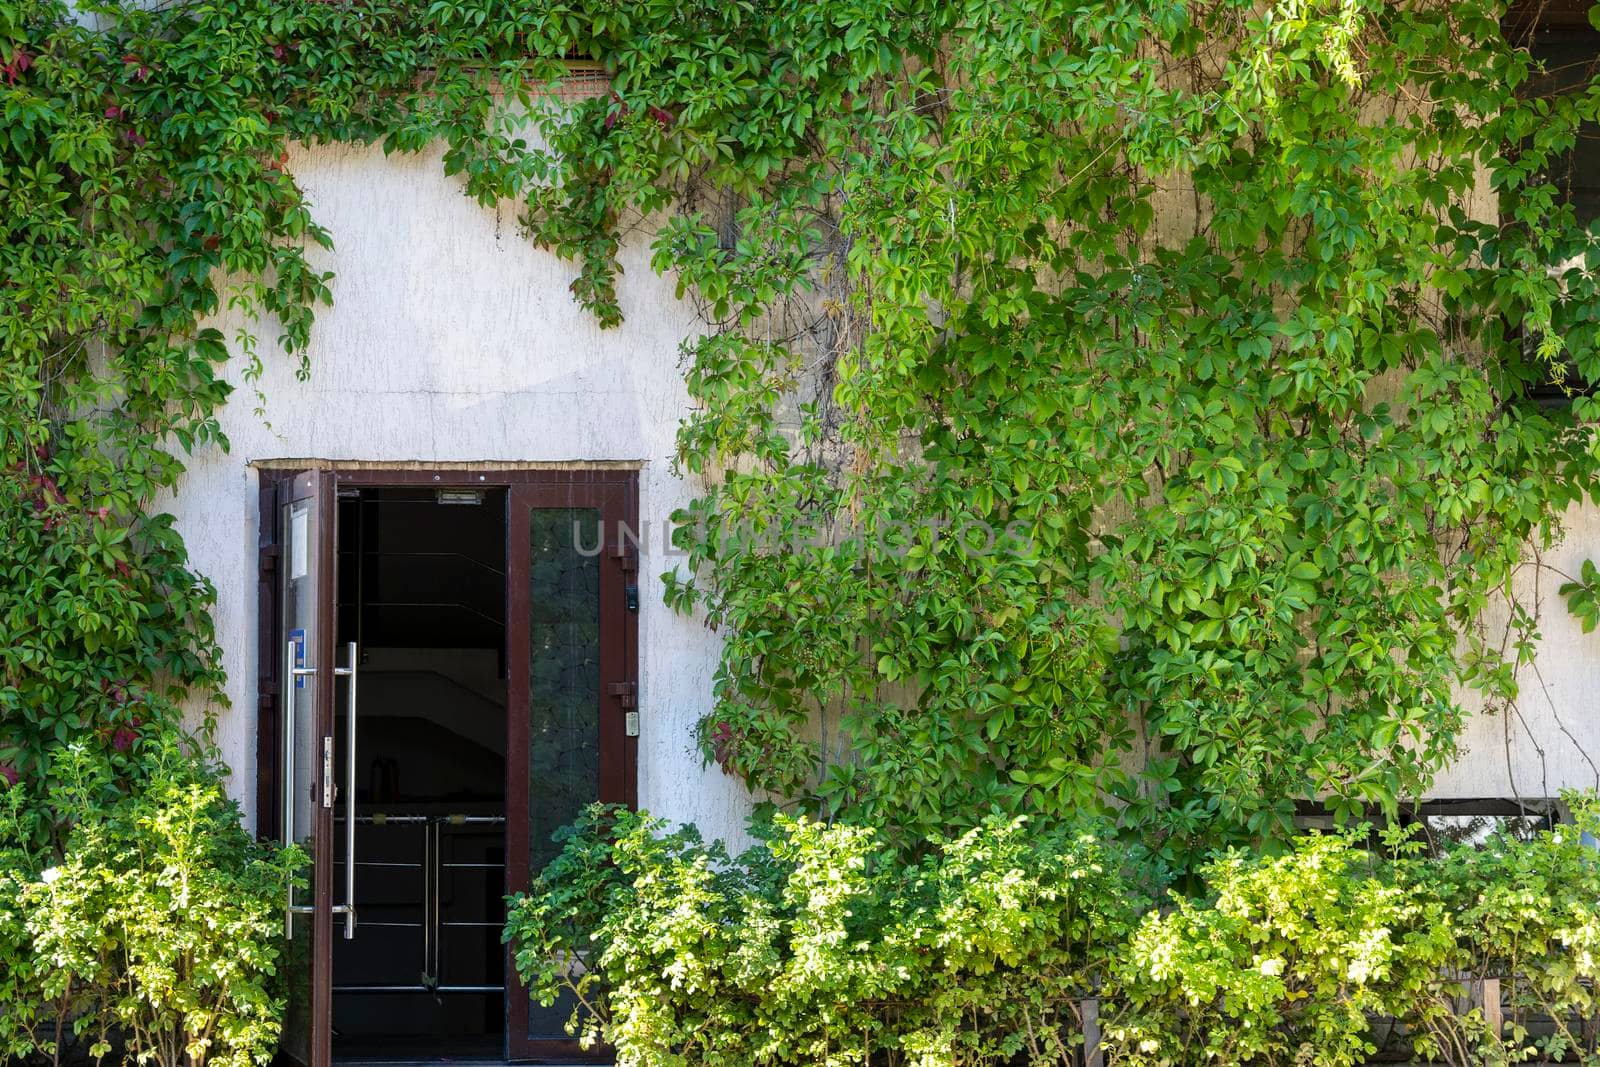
[
  {"x1": 257, "y1": 466, "x2": 640, "y2": 1064},
  {"x1": 256, "y1": 472, "x2": 285, "y2": 845},
  {"x1": 303, "y1": 472, "x2": 339, "y2": 1067},
  {"x1": 503, "y1": 475, "x2": 638, "y2": 1061},
  {"x1": 258, "y1": 471, "x2": 338, "y2": 1067}
]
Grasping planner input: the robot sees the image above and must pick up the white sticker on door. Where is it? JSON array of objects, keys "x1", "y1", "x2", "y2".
[{"x1": 290, "y1": 504, "x2": 308, "y2": 579}]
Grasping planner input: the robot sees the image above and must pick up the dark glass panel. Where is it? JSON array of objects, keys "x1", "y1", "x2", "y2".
[
  {"x1": 526, "y1": 508, "x2": 602, "y2": 877},
  {"x1": 524, "y1": 507, "x2": 602, "y2": 1045}
]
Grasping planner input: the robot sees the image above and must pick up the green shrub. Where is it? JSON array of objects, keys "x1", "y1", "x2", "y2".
[
  {"x1": 1112, "y1": 822, "x2": 1600, "y2": 1066},
  {"x1": 506, "y1": 806, "x2": 1146, "y2": 1066},
  {"x1": 0, "y1": 741, "x2": 303, "y2": 1067},
  {"x1": 1110, "y1": 832, "x2": 1460, "y2": 1066},
  {"x1": 1416, "y1": 811, "x2": 1600, "y2": 1064},
  {"x1": 0, "y1": 785, "x2": 55, "y2": 1063},
  {"x1": 508, "y1": 804, "x2": 1600, "y2": 1067}
]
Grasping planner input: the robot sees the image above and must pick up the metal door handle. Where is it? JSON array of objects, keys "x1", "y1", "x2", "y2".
[
  {"x1": 283, "y1": 639, "x2": 296, "y2": 852},
  {"x1": 284, "y1": 637, "x2": 316, "y2": 938},
  {"x1": 334, "y1": 642, "x2": 358, "y2": 938},
  {"x1": 283, "y1": 638, "x2": 295, "y2": 938}
]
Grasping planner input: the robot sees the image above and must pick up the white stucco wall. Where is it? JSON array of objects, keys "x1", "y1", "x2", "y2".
[
  {"x1": 167, "y1": 139, "x2": 753, "y2": 844},
  {"x1": 1432, "y1": 502, "x2": 1600, "y2": 801}
]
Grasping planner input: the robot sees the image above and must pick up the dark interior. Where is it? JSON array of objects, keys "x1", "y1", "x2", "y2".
[
  {"x1": 1510, "y1": 2, "x2": 1600, "y2": 405},
  {"x1": 1523, "y1": 18, "x2": 1600, "y2": 227},
  {"x1": 331, "y1": 486, "x2": 509, "y2": 1062}
]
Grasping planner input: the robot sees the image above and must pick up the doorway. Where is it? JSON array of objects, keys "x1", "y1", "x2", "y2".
[
  {"x1": 259, "y1": 469, "x2": 638, "y2": 1067},
  {"x1": 331, "y1": 486, "x2": 508, "y2": 1060}
]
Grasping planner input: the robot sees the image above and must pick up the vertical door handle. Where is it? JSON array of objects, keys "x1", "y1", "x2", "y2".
[
  {"x1": 283, "y1": 638, "x2": 296, "y2": 939},
  {"x1": 334, "y1": 642, "x2": 358, "y2": 938},
  {"x1": 430, "y1": 819, "x2": 441, "y2": 981},
  {"x1": 284, "y1": 637, "x2": 316, "y2": 938}
]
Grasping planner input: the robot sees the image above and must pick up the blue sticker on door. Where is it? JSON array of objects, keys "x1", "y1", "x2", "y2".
[{"x1": 288, "y1": 628, "x2": 306, "y2": 688}]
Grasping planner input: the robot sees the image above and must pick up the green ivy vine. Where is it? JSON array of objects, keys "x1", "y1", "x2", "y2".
[
  {"x1": 528, "y1": 0, "x2": 1600, "y2": 868},
  {"x1": 5, "y1": 0, "x2": 1600, "y2": 872},
  {"x1": 0, "y1": 0, "x2": 604, "y2": 798}
]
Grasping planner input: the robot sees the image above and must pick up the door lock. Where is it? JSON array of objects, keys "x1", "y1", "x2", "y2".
[{"x1": 321, "y1": 737, "x2": 334, "y2": 808}]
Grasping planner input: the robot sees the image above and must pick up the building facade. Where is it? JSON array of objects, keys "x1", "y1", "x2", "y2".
[{"x1": 162, "y1": 44, "x2": 1600, "y2": 1064}]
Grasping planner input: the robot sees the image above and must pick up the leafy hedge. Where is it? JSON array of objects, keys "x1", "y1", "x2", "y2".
[
  {"x1": 507, "y1": 804, "x2": 1600, "y2": 1067},
  {"x1": 0, "y1": 742, "x2": 303, "y2": 1067}
]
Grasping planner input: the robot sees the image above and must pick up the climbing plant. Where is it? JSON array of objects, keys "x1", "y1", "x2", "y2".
[
  {"x1": 0, "y1": 0, "x2": 603, "y2": 801},
  {"x1": 5, "y1": 0, "x2": 1600, "y2": 874},
  {"x1": 514, "y1": 0, "x2": 1600, "y2": 868}
]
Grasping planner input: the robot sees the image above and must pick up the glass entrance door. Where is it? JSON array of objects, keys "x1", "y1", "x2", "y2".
[
  {"x1": 276, "y1": 470, "x2": 338, "y2": 1067},
  {"x1": 328, "y1": 486, "x2": 510, "y2": 1058},
  {"x1": 262, "y1": 469, "x2": 638, "y2": 1065}
]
